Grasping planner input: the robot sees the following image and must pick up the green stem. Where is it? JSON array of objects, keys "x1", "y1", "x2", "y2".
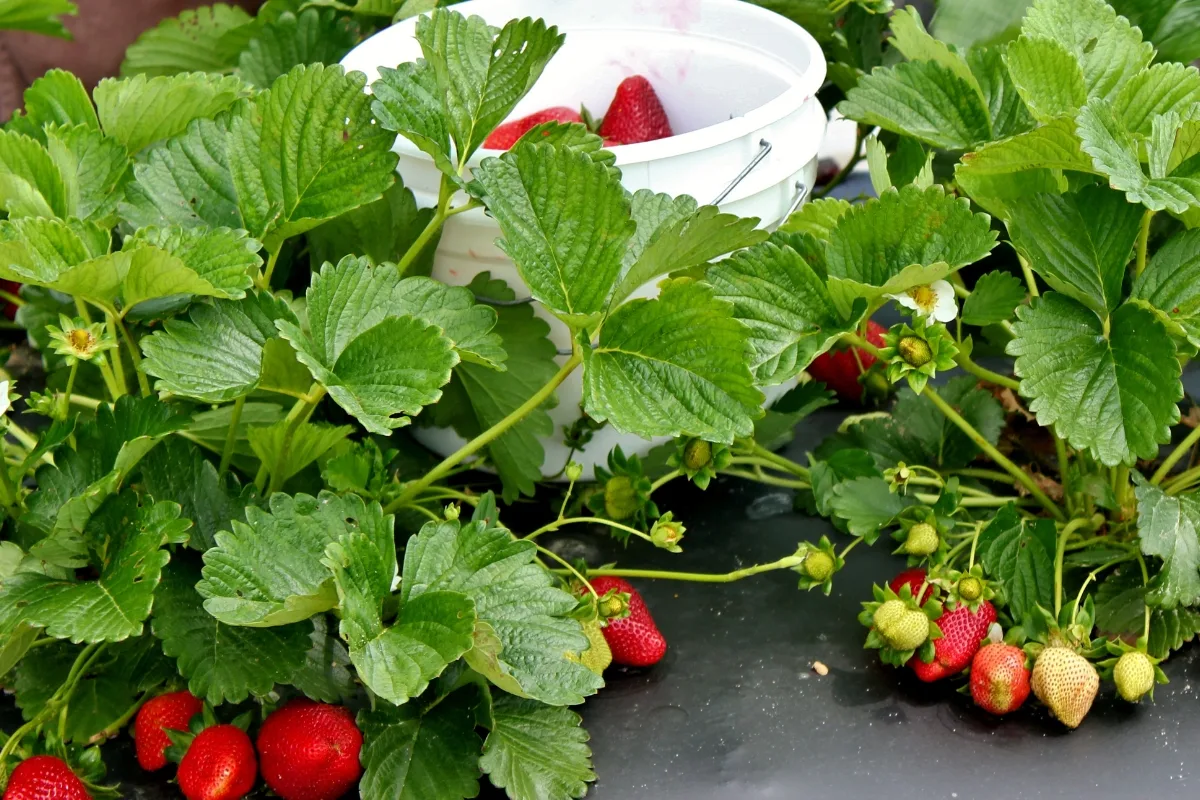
[
  {"x1": 814, "y1": 125, "x2": 866, "y2": 199},
  {"x1": 953, "y1": 352, "x2": 1020, "y2": 391},
  {"x1": 395, "y1": 178, "x2": 455, "y2": 278},
  {"x1": 838, "y1": 537, "x2": 863, "y2": 560},
  {"x1": 113, "y1": 314, "x2": 151, "y2": 396},
  {"x1": 386, "y1": 353, "x2": 582, "y2": 513},
  {"x1": 0, "y1": 288, "x2": 23, "y2": 308},
  {"x1": 923, "y1": 386, "x2": 1065, "y2": 520},
  {"x1": 1152, "y1": 423, "x2": 1200, "y2": 484},
  {"x1": 104, "y1": 312, "x2": 129, "y2": 397},
  {"x1": 1054, "y1": 517, "x2": 1098, "y2": 615},
  {"x1": 266, "y1": 385, "x2": 326, "y2": 494},
  {"x1": 537, "y1": 545, "x2": 597, "y2": 598},
  {"x1": 1019, "y1": 255, "x2": 1039, "y2": 298},
  {"x1": 525, "y1": 516, "x2": 652, "y2": 543},
  {"x1": 258, "y1": 243, "x2": 283, "y2": 289},
  {"x1": 1055, "y1": 435, "x2": 1072, "y2": 513},
  {"x1": 844, "y1": 331, "x2": 884, "y2": 360},
  {"x1": 557, "y1": 554, "x2": 806, "y2": 584},
  {"x1": 1135, "y1": 209, "x2": 1154, "y2": 277},
  {"x1": 952, "y1": 467, "x2": 1020, "y2": 485},
  {"x1": 1071, "y1": 556, "x2": 1134, "y2": 626},
  {"x1": 650, "y1": 469, "x2": 682, "y2": 493},
  {"x1": 720, "y1": 468, "x2": 808, "y2": 490},
  {"x1": 90, "y1": 689, "x2": 154, "y2": 743},
  {"x1": 1165, "y1": 464, "x2": 1200, "y2": 495},
  {"x1": 218, "y1": 395, "x2": 246, "y2": 479},
  {"x1": 1137, "y1": 552, "x2": 1152, "y2": 641},
  {"x1": 968, "y1": 523, "x2": 984, "y2": 569},
  {"x1": 401, "y1": 504, "x2": 441, "y2": 523},
  {"x1": 747, "y1": 443, "x2": 809, "y2": 478},
  {"x1": 0, "y1": 643, "x2": 105, "y2": 768},
  {"x1": 59, "y1": 360, "x2": 79, "y2": 421}
]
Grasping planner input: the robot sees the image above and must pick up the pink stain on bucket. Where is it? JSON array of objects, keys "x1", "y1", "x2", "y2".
[{"x1": 634, "y1": 0, "x2": 702, "y2": 30}]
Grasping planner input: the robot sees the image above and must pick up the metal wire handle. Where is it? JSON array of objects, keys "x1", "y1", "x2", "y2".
[
  {"x1": 710, "y1": 139, "x2": 772, "y2": 206},
  {"x1": 782, "y1": 180, "x2": 812, "y2": 221}
]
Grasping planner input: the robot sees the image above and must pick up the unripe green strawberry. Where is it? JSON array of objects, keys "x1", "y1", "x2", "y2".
[
  {"x1": 1113, "y1": 651, "x2": 1155, "y2": 703},
  {"x1": 958, "y1": 576, "x2": 983, "y2": 602},
  {"x1": 1031, "y1": 646, "x2": 1099, "y2": 728},
  {"x1": 567, "y1": 618, "x2": 612, "y2": 676},
  {"x1": 898, "y1": 335, "x2": 932, "y2": 367},
  {"x1": 683, "y1": 439, "x2": 712, "y2": 471},
  {"x1": 603, "y1": 476, "x2": 638, "y2": 520},
  {"x1": 801, "y1": 551, "x2": 834, "y2": 583},
  {"x1": 903, "y1": 523, "x2": 939, "y2": 556},
  {"x1": 873, "y1": 600, "x2": 930, "y2": 651}
]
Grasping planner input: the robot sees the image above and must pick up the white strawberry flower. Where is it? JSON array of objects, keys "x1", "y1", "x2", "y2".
[{"x1": 888, "y1": 280, "x2": 957, "y2": 323}]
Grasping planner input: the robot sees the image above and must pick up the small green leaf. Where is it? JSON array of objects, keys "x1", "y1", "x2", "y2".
[
  {"x1": 1135, "y1": 480, "x2": 1200, "y2": 609},
  {"x1": 1130, "y1": 228, "x2": 1200, "y2": 347},
  {"x1": 977, "y1": 504, "x2": 1056, "y2": 623},
  {"x1": 961, "y1": 271, "x2": 1026, "y2": 326},
  {"x1": 581, "y1": 279, "x2": 762, "y2": 445},
  {"x1": 290, "y1": 614, "x2": 357, "y2": 703},
  {"x1": 1005, "y1": 185, "x2": 1143, "y2": 315},
  {"x1": 1008, "y1": 293, "x2": 1182, "y2": 466},
  {"x1": 481, "y1": 693, "x2": 595, "y2": 800},
  {"x1": 0, "y1": 128, "x2": 69, "y2": 218},
  {"x1": 889, "y1": 7, "x2": 987, "y2": 112},
  {"x1": 1149, "y1": 606, "x2": 1200, "y2": 660},
  {"x1": 1110, "y1": 0, "x2": 1200, "y2": 65},
  {"x1": 324, "y1": 531, "x2": 476, "y2": 705},
  {"x1": 358, "y1": 688, "x2": 483, "y2": 800},
  {"x1": 967, "y1": 46, "x2": 1036, "y2": 138},
  {"x1": 416, "y1": 9, "x2": 564, "y2": 164},
  {"x1": 828, "y1": 476, "x2": 913, "y2": 542},
  {"x1": 1022, "y1": 0, "x2": 1153, "y2": 103},
  {"x1": 0, "y1": 499, "x2": 187, "y2": 643},
  {"x1": 470, "y1": 141, "x2": 634, "y2": 326},
  {"x1": 247, "y1": 420, "x2": 352, "y2": 486},
  {"x1": 120, "y1": 4, "x2": 255, "y2": 77},
  {"x1": 237, "y1": 9, "x2": 359, "y2": 89},
  {"x1": 1112, "y1": 62, "x2": 1200, "y2": 136},
  {"x1": 931, "y1": 0, "x2": 1030, "y2": 50},
  {"x1": 152, "y1": 560, "x2": 310, "y2": 704},
  {"x1": 371, "y1": 60, "x2": 455, "y2": 178},
  {"x1": 401, "y1": 512, "x2": 603, "y2": 705},
  {"x1": 94, "y1": 72, "x2": 246, "y2": 154},
  {"x1": 709, "y1": 240, "x2": 865, "y2": 385},
  {"x1": 45, "y1": 123, "x2": 130, "y2": 224},
  {"x1": 199, "y1": 492, "x2": 384, "y2": 627},
  {"x1": 0, "y1": 0, "x2": 77, "y2": 38},
  {"x1": 22, "y1": 69, "x2": 99, "y2": 130},
  {"x1": 1004, "y1": 37, "x2": 1086, "y2": 121}
]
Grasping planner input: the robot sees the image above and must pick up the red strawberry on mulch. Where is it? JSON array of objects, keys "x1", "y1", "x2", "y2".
[
  {"x1": 256, "y1": 699, "x2": 363, "y2": 800},
  {"x1": 598, "y1": 75, "x2": 673, "y2": 145},
  {"x1": 912, "y1": 600, "x2": 997, "y2": 682},
  {"x1": 590, "y1": 576, "x2": 667, "y2": 667},
  {"x1": 806, "y1": 320, "x2": 887, "y2": 404},
  {"x1": 971, "y1": 642, "x2": 1031, "y2": 715},
  {"x1": 134, "y1": 690, "x2": 204, "y2": 771},
  {"x1": 483, "y1": 106, "x2": 583, "y2": 150}
]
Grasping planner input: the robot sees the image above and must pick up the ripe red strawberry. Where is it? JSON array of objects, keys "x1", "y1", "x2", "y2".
[
  {"x1": 888, "y1": 567, "x2": 933, "y2": 605},
  {"x1": 912, "y1": 600, "x2": 997, "y2": 682},
  {"x1": 970, "y1": 642, "x2": 1031, "y2": 715},
  {"x1": 256, "y1": 699, "x2": 363, "y2": 800},
  {"x1": 177, "y1": 725, "x2": 257, "y2": 800},
  {"x1": 134, "y1": 690, "x2": 204, "y2": 771},
  {"x1": 483, "y1": 106, "x2": 583, "y2": 150},
  {"x1": 1, "y1": 280, "x2": 20, "y2": 320},
  {"x1": 806, "y1": 320, "x2": 887, "y2": 403},
  {"x1": 589, "y1": 576, "x2": 667, "y2": 667},
  {"x1": 597, "y1": 75, "x2": 673, "y2": 145},
  {"x1": 2, "y1": 755, "x2": 91, "y2": 800}
]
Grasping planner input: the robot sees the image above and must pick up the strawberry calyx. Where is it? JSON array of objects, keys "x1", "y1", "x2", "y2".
[
  {"x1": 931, "y1": 564, "x2": 998, "y2": 613},
  {"x1": 793, "y1": 535, "x2": 843, "y2": 595},
  {"x1": 859, "y1": 582, "x2": 944, "y2": 667}
]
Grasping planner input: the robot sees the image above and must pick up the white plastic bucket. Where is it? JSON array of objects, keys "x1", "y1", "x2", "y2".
[{"x1": 341, "y1": 0, "x2": 828, "y2": 479}]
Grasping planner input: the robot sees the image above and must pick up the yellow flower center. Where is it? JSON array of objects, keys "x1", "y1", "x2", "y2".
[
  {"x1": 68, "y1": 328, "x2": 95, "y2": 354},
  {"x1": 907, "y1": 285, "x2": 937, "y2": 313}
]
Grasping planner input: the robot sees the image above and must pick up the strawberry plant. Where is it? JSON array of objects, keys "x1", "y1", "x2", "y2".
[{"x1": 3, "y1": 0, "x2": 1200, "y2": 796}]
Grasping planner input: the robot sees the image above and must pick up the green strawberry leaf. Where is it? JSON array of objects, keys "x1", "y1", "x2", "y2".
[
  {"x1": 611, "y1": 194, "x2": 766, "y2": 305},
  {"x1": 955, "y1": 115, "x2": 1096, "y2": 194},
  {"x1": 480, "y1": 693, "x2": 595, "y2": 800},
  {"x1": 828, "y1": 476, "x2": 913, "y2": 543},
  {"x1": 45, "y1": 123, "x2": 131, "y2": 225},
  {"x1": 120, "y1": 4, "x2": 255, "y2": 77},
  {"x1": 400, "y1": 510, "x2": 603, "y2": 705},
  {"x1": 289, "y1": 614, "x2": 357, "y2": 704},
  {"x1": 1134, "y1": 479, "x2": 1200, "y2": 609},
  {"x1": 581, "y1": 279, "x2": 762, "y2": 445},
  {"x1": 1094, "y1": 563, "x2": 1200, "y2": 658},
  {"x1": 825, "y1": 184, "x2": 997, "y2": 315},
  {"x1": 307, "y1": 181, "x2": 435, "y2": 271},
  {"x1": 889, "y1": 7, "x2": 988, "y2": 111},
  {"x1": 415, "y1": 9, "x2": 564, "y2": 166},
  {"x1": 358, "y1": 687, "x2": 483, "y2": 800},
  {"x1": 1021, "y1": 0, "x2": 1153, "y2": 104},
  {"x1": 371, "y1": 60, "x2": 455, "y2": 178},
  {"x1": 198, "y1": 492, "x2": 387, "y2": 627},
  {"x1": 427, "y1": 273, "x2": 557, "y2": 502},
  {"x1": 0, "y1": 128, "x2": 70, "y2": 217},
  {"x1": 276, "y1": 257, "x2": 464, "y2": 434},
  {"x1": 247, "y1": 421, "x2": 353, "y2": 487},
  {"x1": 1110, "y1": 0, "x2": 1200, "y2": 64},
  {"x1": 21, "y1": 69, "x2": 98, "y2": 130},
  {"x1": 709, "y1": 240, "x2": 866, "y2": 386},
  {"x1": 125, "y1": 225, "x2": 261, "y2": 300},
  {"x1": 961, "y1": 270, "x2": 1027, "y2": 326},
  {"x1": 1005, "y1": 185, "x2": 1143, "y2": 315},
  {"x1": 0, "y1": 216, "x2": 109, "y2": 283},
  {"x1": 968, "y1": 46, "x2": 1037, "y2": 141},
  {"x1": 325, "y1": 530, "x2": 475, "y2": 705},
  {"x1": 470, "y1": 141, "x2": 634, "y2": 327},
  {"x1": 0, "y1": 497, "x2": 188, "y2": 643},
  {"x1": 141, "y1": 292, "x2": 304, "y2": 403},
  {"x1": 1077, "y1": 97, "x2": 1200, "y2": 213},
  {"x1": 1112, "y1": 62, "x2": 1200, "y2": 136},
  {"x1": 139, "y1": 437, "x2": 256, "y2": 552},
  {"x1": 0, "y1": 0, "x2": 77, "y2": 38},
  {"x1": 1149, "y1": 606, "x2": 1200, "y2": 660},
  {"x1": 93, "y1": 72, "x2": 246, "y2": 154},
  {"x1": 838, "y1": 59, "x2": 992, "y2": 150},
  {"x1": 237, "y1": 9, "x2": 359, "y2": 89},
  {"x1": 1004, "y1": 36, "x2": 1086, "y2": 122},
  {"x1": 976, "y1": 504, "x2": 1057, "y2": 624},
  {"x1": 1131, "y1": 228, "x2": 1200, "y2": 347},
  {"x1": 1007, "y1": 293, "x2": 1182, "y2": 466},
  {"x1": 152, "y1": 560, "x2": 310, "y2": 704}
]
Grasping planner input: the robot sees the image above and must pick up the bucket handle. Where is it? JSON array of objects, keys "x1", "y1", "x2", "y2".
[{"x1": 710, "y1": 139, "x2": 772, "y2": 205}]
